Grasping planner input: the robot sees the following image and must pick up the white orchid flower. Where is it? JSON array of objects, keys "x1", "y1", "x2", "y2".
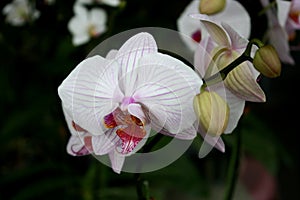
[
  {"x1": 58, "y1": 32, "x2": 202, "y2": 173},
  {"x1": 68, "y1": 5, "x2": 107, "y2": 46},
  {"x1": 177, "y1": 0, "x2": 250, "y2": 52},
  {"x1": 2, "y1": 0, "x2": 40, "y2": 26},
  {"x1": 191, "y1": 14, "x2": 265, "y2": 157},
  {"x1": 260, "y1": 0, "x2": 295, "y2": 65}
]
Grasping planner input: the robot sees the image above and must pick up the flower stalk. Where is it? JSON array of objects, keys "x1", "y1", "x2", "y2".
[{"x1": 224, "y1": 122, "x2": 242, "y2": 200}]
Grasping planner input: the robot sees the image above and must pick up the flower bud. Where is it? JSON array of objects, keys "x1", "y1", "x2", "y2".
[
  {"x1": 253, "y1": 45, "x2": 281, "y2": 78},
  {"x1": 193, "y1": 90, "x2": 229, "y2": 137},
  {"x1": 199, "y1": 0, "x2": 226, "y2": 15}
]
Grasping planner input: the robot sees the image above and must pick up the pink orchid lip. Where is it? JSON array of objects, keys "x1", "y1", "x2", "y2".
[{"x1": 103, "y1": 108, "x2": 146, "y2": 154}]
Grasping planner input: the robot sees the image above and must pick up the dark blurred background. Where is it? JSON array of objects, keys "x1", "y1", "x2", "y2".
[{"x1": 0, "y1": 0, "x2": 299, "y2": 199}]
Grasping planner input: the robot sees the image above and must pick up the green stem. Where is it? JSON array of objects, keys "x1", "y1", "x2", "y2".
[
  {"x1": 203, "y1": 38, "x2": 265, "y2": 87},
  {"x1": 224, "y1": 125, "x2": 242, "y2": 200},
  {"x1": 135, "y1": 173, "x2": 151, "y2": 200}
]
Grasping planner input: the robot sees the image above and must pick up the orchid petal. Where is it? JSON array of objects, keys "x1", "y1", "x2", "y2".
[
  {"x1": 190, "y1": 14, "x2": 231, "y2": 47},
  {"x1": 106, "y1": 49, "x2": 118, "y2": 59},
  {"x1": 67, "y1": 134, "x2": 92, "y2": 156},
  {"x1": 225, "y1": 63, "x2": 266, "y2": 102},
  {"x1": 160, "y1": 126, "x2": 197, "y2": 140},
  {"x1": 101, "y1": 0, "x2": 121, "y2": 7},
  {"x1": 198, "y1": 130, "x2": 225, "y2": 158},
  {"x1": 277, "y1": 0, "x2": 291, "y2": 27},
  {"x1": 115, "y1": 32, "x2": 158, "y2": 96},
  {"x1": 177, "y1": 0, "x2": 206, "y2": 51},
  {"x1": 109, "y1": 150, "x2": 125, "y2": 174},
  {"x1": 90, "y1": 8, "x2": 107, "y2": 27},
  {"x1": 201, "y1": 82, "x2": 242, "y2": 134},
  {"x1": 127, "y1": 103, "x2": 146, "y2": 123},
  {"x1": 58, "y1": 55, "x2": 122, "y2": 135},
  {"x1": 221, "y1": 22, "x2": 248, "y2": 50},
  {"x1": 267, "y1": 25, "x2": 295, "y2": 65},
  {"x1": 194, "y1": 37, "x2": 215, "y2": 77},
  {"x1": 132, "y1": 53, "x2": 202, "y2": 134},
  {"x1": 212, "y1": 0, "x2": 251, "y2": 39},
  {"x1": 92, "y1": 128, "x2": 120, "y2": 155}
]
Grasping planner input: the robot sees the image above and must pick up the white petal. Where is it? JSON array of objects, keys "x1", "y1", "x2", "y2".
[
  {"x1": 194, "y1": 37, "x2": 215, "y2": 77},
  {"x1": 90, "y1": 8, "x2": 107, "y2": 26},
  {"x1": 277, "y1": 0, "x2": 291, "y2": 27},
  {"x1": 132, "y1": 53, "x2": 202, "y2": 133},
  {"x1": 58, "y1": 55, "x2": 123, "y2": 135},
  {"x1": 221, "y1": 22, "x2": 249, "y2": 50},
  {"x1": 127, "y1": 103, "x2": 146, "y2": 123},
  {"x1": 108, "y1": 150, "x2": 125, "y2": 174},
  {"x1": 198, "y1": 126, "x2": 225, "y2": 157},
  {"x1": 177, "y1": 0, "x2": 206, "y2": 51},
  {"x1": 190, "y1": 14, "x2": 231, "y2": 47},
  {"x1": 160, "y1": 126, "x2": 197, "y2": 140},
  {"x1": 106, "y1": 49, "x2": 118, "y2": 59},
  {"x1": 101, "y1": 0, "x2": 121, "y2": 7},
  {"x1": 67, "y1": 134, "x2": 91, "y2": 156},
  {"x1": 92, "y1": 128, "x2": 120, "y2": 155},
  {"x1": 115, "y1": 32, "x2": 158, "y2": 96},
  {"x1": 212, "y1": 0, "x2": 251, "y2": 39}
]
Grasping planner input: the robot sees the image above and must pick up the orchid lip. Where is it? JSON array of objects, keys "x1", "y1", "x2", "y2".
[{"x1": 103, "y1": 107, "x2": 146, "y2": 155}]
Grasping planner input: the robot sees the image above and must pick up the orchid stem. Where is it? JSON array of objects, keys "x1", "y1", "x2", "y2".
[
  {"x1": 224, "y1": 124, "x2": 242, "y2": 200},
  {"x1": 135, "y1": 173, "x2": 151, "y2": 200},
  {"x1": 204, "y1": 38, "x2": 266, "y2": 86}
]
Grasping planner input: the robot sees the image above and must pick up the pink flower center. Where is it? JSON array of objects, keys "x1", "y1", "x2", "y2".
[{"x1": 103, "y1": 108, "x2": 146, "y2": 154}]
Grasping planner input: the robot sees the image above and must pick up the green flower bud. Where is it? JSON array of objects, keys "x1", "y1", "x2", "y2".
[
  {"x1": 193, "y1": 90, "x2": 229, "y2": 137},
  {"x1": 253, "y1": 45, "x2": 281, "y2": 78},
  {"x1": 199, "y1": 0, "x2": 226, "y2": 15}
]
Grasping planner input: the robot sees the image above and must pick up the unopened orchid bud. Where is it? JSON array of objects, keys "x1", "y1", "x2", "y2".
[
  {"x1": 199, "y1": 0, "x2": 226, "y2": 15},
  {"x1": 193, "y1": 90, "x2": 229, "y2": 137},
  {"x1": 253, "y1": 45, "x2": 281, "y2": 78}
]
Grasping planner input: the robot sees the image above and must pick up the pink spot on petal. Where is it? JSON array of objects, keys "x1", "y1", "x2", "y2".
[
  {"x1": 104, "y1": 113, "x2": 118, "y2": 128},
  {"x1": 72, "y1": 121, "x2": 87, "y2": 132},
  {"x1": 192, "y1": 30, "x2": 202, "y2": 43}
]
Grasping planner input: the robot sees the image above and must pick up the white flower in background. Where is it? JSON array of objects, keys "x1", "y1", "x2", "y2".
[
  {"x1": 68, "y1": 5, "x2": 107, "y2": 46},
  {"x1": 177, "y1": 0, "x2": 250, "y2": 52},
  {"x1": 58, "y1": 32, "x2": 202, "y2": 173},
  {"x1": 44, "y1": 0, "x2": 56, "y2": 5},
  {"x1": 76, "y1": 0, "x2": 121, "y2": 7},
  {"x1": 2, "y1": 0, "x2": 40, "y2": 26},
  {"x1": 260, "y1": 0, "x2": 295, "y2": 65}
]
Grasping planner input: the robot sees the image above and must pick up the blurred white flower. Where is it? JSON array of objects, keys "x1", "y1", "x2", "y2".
[
  {"x1": 76, "y1": 0, "x2": 121, "y2": 7},
  {"x1": 68, "y1": 5, "x2": 107, "y2": 46},
  {"x1": 2, "y1": 0, "x2": 40, "y2": 26}
]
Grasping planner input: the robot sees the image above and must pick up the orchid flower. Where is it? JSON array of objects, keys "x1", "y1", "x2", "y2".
[
  {"x1": 58, "y1": 32, "x2": 202, "y2": 173},
  {"x1": 68, "y1": 4, "x2": 107, "y2": 46},
  {"x1": 190, "y1": 14, "x2": 266, "y2": 157},
  {"x1": 2, "y1": 0, "x2": 40, "y2": 26},
  {"x1": 285, "y1": 0, "x2": 300, "y2": 43},
  {"x1": 76, "y1": 0, "x2": 121, "y2": 7},
  {"x1": 177, "y1": 0, "x2": 250, "y2": 52},
  {"x1": 260, "y1": 0, "x2": 295, "y2": 65}
]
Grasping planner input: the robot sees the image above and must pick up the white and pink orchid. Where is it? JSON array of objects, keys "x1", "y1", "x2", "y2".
[
  {"x1": 68, "y1": 4, "x2": 107, "y2": 46},
  {"x1": 190, "y1": 14, "x2": 266, "y2": 156},
  {"x1": 260, "y1": 0, "x2": 295, "y2": 65},
  {"x1": 177, "y1": 0, "x2": 251, "y2": 52},
  {"x1": 58, "y1": 32, "x2": 202, "y2": 173}
]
